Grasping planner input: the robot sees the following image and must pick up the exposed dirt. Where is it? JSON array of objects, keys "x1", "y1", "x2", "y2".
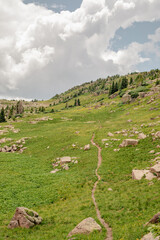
[{"x1": 91, "y1": 134, "x2": 113, "y2": 240}]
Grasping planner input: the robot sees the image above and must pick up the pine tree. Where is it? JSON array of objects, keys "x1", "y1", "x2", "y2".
[
  {"x1": 16, "y1": 101, "x2": 24, "y2": 114},
  {"x1": 77, "y1": 99, "x2": 81, "y2": 106},
  {"x1": 130, "y1": 77, "x2": 133, "y2": 85},
  {"x1": 0, "y1": 108, "x2": 6, "y2": 123},
  {"x1": 114, "y1": 82, "x2": 118, "y2": 92},
  {"x1": 74, "y1": 99, "x2": 77, "y2": 106}
]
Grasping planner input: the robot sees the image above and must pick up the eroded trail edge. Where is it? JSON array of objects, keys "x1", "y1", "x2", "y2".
[{"x1": 91, "y1": 134, "x2": 113, "y2": 240}]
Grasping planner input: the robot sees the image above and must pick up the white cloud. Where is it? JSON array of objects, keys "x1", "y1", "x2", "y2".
[
  {"x1": 0, "y1": 0, "x2": 160, "y2": 99},
  {"x1": 51, "y1": 4, "x2": 66, "y2": 10}
]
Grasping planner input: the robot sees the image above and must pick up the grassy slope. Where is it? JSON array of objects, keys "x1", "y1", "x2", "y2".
[{"x1": 0, "y1": 75, "x2": 160, "y2": 239}]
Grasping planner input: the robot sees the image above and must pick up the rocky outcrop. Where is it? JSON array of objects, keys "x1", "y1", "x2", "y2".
[
  {"x1": 8, "y1": 207, "x2": 42, "y2": 229},
  {"x1": 68, "y1": 217, "x2": 102, "y2": 237},
  {"x1": 119, "y1": 139, "x2": 138, "y2": 147}
]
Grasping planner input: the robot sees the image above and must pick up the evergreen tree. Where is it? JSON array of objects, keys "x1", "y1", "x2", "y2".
[
  {"x1": 77, "y1": 99, "x2": 81, "y2": 106},
  {"x1": 111, "y1": 81, "x2": 115, "y2": 94},
  {"x1": 120, "y1": 77, "x2": 128, "y2": 89},
  {"x1": 130, "y1": 77, "x2": 133, "y2": 85},
  {"x1": 0, "y1": 108, "x2": 6, "y2": 122},
  {"x1": 16, "y1": 101, "x2": 24, "y2": 114},
  {"x1": 114, "y1": 82, "x2": 118, "y2": 92},
  {"x1": 74, "y1": 99, "x2": 77, "y2": 106}
]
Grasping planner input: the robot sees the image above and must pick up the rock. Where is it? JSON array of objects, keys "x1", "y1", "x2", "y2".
[
  {"x1": 102, "y1": 139, "x2": 109, "y2": 143},
  {"x1": 74, "y1": 160, "x2": 78, "y2": 164},
  {"x1": 108, "y1": 188, "x2": 113, "y2": 191},
  {"x1": 72, "y1": 144, "x2": 76, "y2": 147},
  {"x1": 127, "y1": 119, "x2": 132, "y2": 123},
  {"x1": 142, "y1": 232, "x2": 160, "y2": 240},
  {"x1": 156, "y1": 145, "x2": 160, "y2": 148},
  {"x1": 138, "y1": 133, "x2": 147, "y2": 139},
  {"x1": 145, "y1": 212, "x2": 160, "y2": 226},
  {"x1": 155, "y1": 152, "x2": 160, "y2": 156},
  {"x1": 155, "y1": 131, "x2": 160, "y2": 138},
  {"x1": 150, "y1": 163, "x2": 160, "y2": 177},
  {"x1": 50, "y1": 169, "x2": 60, "y2": 174},
  {"x1": 122, "y1": 94, "x2": 132, "y2": 103},
  {"x1": 62, "y1": 164, "x2": 69, "y2": 170},
  {"x1": 108, "y1": 132, "x2": 114, "y2": 137},
  {"x1": 119, "y1": 139, "x2": 138, "y2": 148},
  {"x1": 68, "y1": 217, "x2": 102, "y2": 237},
  {"x1": 145, "y1": 172, "x2": 156, "y2": 180},
  {"x1": 149, "y1": 150, "x2": 155, "y2": 154},
  {"x1": 60, "y1": 156, "x2": 72, "y2": 164},
  {"x1": 132, "y1": 170, "x2": 149, "y2": 180},
  {"x1": 105, "y1": 143, "x2": 109, "y2": 147},
  {"x1": 8, "y1": 207, "x2": 42, "y2": 229},
  {"x1": 114, "y1": 149, "x2": 120, "y2": 152},
  {"x1": 84, "y1": 144, "x2": 90, "y2": 151}
]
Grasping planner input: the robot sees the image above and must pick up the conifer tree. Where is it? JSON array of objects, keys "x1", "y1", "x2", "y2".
[{"x1": 0, "y1": 108, "x2": 6, "y2": 122}]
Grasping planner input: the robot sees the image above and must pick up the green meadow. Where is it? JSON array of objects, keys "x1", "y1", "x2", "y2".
[{"x1": 0, "y1": 71, "x2": 160, "y2": 240}]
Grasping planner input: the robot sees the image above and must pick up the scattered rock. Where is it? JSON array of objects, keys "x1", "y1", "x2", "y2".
[
  {"x1": 108, "y1": 132, "x2": 114, "y2": 137},
  {"x1": 150, "y1": 163, "x2": 160, "y2": 177},
  {"x1": 145, "y1": 172, "x2": 156, "y2": 180},
  {"x1": 68, "y1": 217, "x2": 102, "y2": 237},
  {"x1": 8, "y1": 207, "x2": 42, "y2": 229},
  {"x1": 127, "y1": 119, "x2": 132, "y2": 123},
  {"x1": 114, "y1": 149, "x2": 120, "y2": 152},
  {"x1": 145, "y1": 212, "x2": 160, "y2": 226},
  {"x1": 149, "y1": 150, "x2": 155, "y2": 154},
  {"x1": 60, "y1": 156, "x2": 72, "y2": 164},
  {"x1": 50, "y1": 169, "x2": 60, "y2": 174},
  {"x1": 142, "y1": 232, "x2": 160, "y2": 240},
  {"x1": 84, "y1": 144, "x2": 90, "y2": 151},
  {"x1": 108, "y1": 188, "x2": 113, "y2": 191},
  {"x1": 119, "y1": 139, "x2": 138, "y2": 148},
  {"x1": 155, "y1": 131, "x2": 160, "y2": 138},
  {"x1": 138, "y1": 133, "x2": 147, "y2": 139},
  {"x1": 132, "y1": 170, "x2": 149, "y2": 180}
]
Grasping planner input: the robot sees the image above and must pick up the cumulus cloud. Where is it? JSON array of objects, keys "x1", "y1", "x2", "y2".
[{"x1": 0, "y1": 0, "x2": 160, "y2": 99}]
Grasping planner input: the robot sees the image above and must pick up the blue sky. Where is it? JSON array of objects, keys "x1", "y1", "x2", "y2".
[
  {"x1": 23, "y1": 0, "x2": 83, "y2": 12},
  {"x1": 0, "y1": 0, "x2": 160, "y2": 99}
]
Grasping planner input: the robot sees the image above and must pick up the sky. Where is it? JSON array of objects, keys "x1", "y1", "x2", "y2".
[{"x1": 0, "y1": 0, "x2": 160, "y2": 100}]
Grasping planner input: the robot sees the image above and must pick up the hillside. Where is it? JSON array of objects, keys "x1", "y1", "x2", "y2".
[{"x1": 0, "y1": 69, "x2": 160, "y2": 240}]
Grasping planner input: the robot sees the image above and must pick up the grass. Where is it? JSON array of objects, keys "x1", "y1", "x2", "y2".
[{"x1": 0, "y1": 87, "x2": 160, "y2": 239}]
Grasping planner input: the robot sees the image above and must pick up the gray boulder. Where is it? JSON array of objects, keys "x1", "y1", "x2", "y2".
[
  {"x1": 68, "y1": 217, "x2": 101, "y2": 237},
  {"x1": 8, "y1": 207, "x2": 42, "y2": 229}
]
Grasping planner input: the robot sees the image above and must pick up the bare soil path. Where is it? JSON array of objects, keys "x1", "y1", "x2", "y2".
[{"x1": 91, "y1": 134, "x2": 113, "y2": 240}]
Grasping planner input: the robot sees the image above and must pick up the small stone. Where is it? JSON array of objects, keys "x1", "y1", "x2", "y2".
[
  {"x1": 84, "y1": 144, "x2": 90, "y2": 151},
  {"x1": 108, "y1": 132, "x2": 114, "y2": 137},
  {"x1": 108, "y1": 188, "x2": 113, "y2": 191},
  {"x1": 50, "y1": 169, "x2": 60, "y2": 174},
  {"x1": 149, "y1": 150, "x2": 155, "y2": 154}
]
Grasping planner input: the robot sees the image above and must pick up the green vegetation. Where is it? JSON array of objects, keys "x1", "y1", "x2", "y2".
[{"x1": 0, "y1": 69, "x2": 160, "y2": 239}]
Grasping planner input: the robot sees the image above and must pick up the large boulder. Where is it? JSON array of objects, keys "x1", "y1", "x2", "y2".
[
  {"x1": 142, "y1": 232, "x2": 160, "y2": 240},
  {"x1": 132, "y1": 170, "x2": 148, "y2": 180},
  {"x1": 8, "y1": 207, "x2": 42, "y2": 229},
  {"x1": 68, "y1": 217, "x2": 102, "y2": 237},
  {"x1": 122, "y1": 94, "x2": 132, "y2": 103},
  {"x1": 119, "y1": 139, "x2": 138, "y2": 148}
]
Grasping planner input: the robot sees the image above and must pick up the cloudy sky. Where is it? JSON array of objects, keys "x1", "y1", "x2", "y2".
[{"x1": 0, "y1": 0, "x2": 160, "y2": 100}]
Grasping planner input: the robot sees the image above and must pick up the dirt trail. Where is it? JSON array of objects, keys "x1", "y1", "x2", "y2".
[{"x1": 91, "y1": 134, "x2": 113, "y2": 240}]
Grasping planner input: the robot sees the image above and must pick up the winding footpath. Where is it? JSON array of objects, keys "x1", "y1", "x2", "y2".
[{"x1": 91, "y1": 134, "x2": 113, "y2": 240}]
